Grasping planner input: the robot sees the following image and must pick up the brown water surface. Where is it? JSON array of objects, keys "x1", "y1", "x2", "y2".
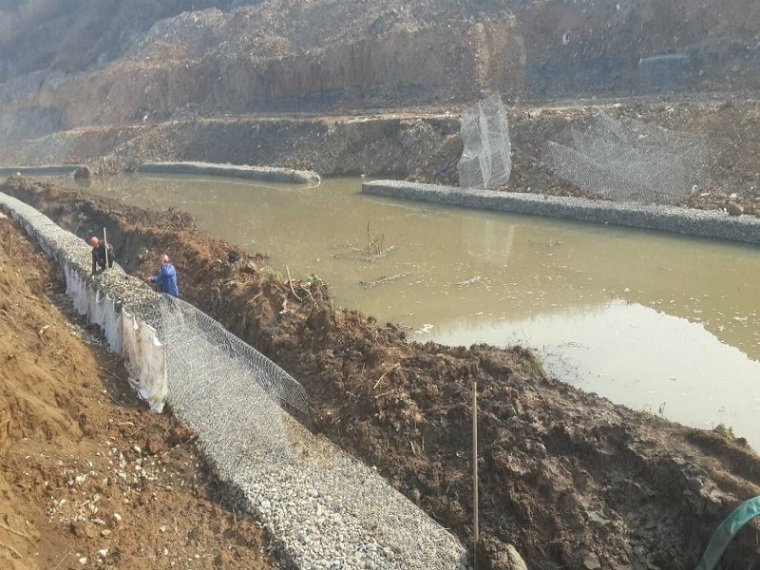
[{"x1": 86, "y1": 174, "x2": 760, "y2": 448}]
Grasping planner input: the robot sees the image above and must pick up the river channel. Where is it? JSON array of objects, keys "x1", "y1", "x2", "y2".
[{"x1": 85, "y1": 174, "x2": 760, "y2": 449}]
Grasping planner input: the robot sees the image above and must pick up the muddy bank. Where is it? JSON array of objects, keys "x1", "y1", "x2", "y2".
[{"x1": 3, "y1": 177, "x2": 760, "y2": 570}]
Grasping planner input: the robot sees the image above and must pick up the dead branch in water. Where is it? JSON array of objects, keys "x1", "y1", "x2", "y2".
[{"x1": 285, "y1": 265, "x2": 302, "y2": 302}]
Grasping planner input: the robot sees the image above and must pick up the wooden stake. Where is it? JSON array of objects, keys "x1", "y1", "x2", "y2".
[
  {"x1": 103, "y1": 227, "x2": 109, "y2": 269},
  {"x1": 473, "y1": 380, "x2": 479, "y2": 568}
]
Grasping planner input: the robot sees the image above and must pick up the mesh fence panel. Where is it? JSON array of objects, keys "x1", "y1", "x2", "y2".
[
  {"x1": 157, "y1": 296, "x2": 308, "y2": 470},
  {"x1": 154, "y1": 296, "x2": 469, "y2": 567},
  {"x1": 457, "y1": 93, "x2": 512, "y2": 190},
  {"x1": 547, "y1": 114, "x2": 710, "y2": 205}
]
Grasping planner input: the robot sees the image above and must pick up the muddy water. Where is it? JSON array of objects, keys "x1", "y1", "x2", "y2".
[{"x1": 86, "y1": 174, "x2": 760, "y2": 448}]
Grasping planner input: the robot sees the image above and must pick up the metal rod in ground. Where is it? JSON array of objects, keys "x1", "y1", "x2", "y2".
[
  {"x1": 103, "y1": 227, "x2": 109, "y2": 268},
  {"x1": 473, "y1": 380, "x2": 479, "y2": 568}
]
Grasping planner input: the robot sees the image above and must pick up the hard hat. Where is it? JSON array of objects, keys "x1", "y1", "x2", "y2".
[
  {"x1": 161, "y1": 254, "x2": 169, "y2": 263},
  {"x1": 90, "y1": 236, "x2": 99, "y2": 246}
]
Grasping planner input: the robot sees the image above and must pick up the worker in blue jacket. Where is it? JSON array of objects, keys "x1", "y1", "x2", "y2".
[{"x1": 147, "y1": 254, "x2": 180, "y2": 297}]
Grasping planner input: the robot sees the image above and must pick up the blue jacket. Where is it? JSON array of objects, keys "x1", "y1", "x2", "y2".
[{"x1": 151, "y1": 263, "x2": 179, "y2": 297}]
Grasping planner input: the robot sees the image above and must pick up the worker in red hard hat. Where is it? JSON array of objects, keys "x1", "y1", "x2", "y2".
[
  {"x1": 147, "y1": 254, "x2": 179, "y2": 297},
  {"x1": 90, "y1": 235, "x2": 115, "y2": 275}
]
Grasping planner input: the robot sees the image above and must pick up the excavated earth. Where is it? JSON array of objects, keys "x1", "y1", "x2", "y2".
[
  {"x1": 0, "y1": 209, "x2": 279, "y2": 570},
  {"x1": 3, "y1": 177, "x2": 760, "y2": 570},
  {"x1": 3, "y1": 1, "x2": 760, "y2": 568}
]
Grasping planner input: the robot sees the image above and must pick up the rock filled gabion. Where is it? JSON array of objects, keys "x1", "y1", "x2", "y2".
[
  {"x1": 0, "y1": 192, "x2": 162, "y2": 323},
  {"x1": 361, "y1": 180, "x2": 760, "y2": 245},
  {"x1": 157, "y1": 296, "x2": 309, "y2": 467},
  {"x1": 139, "y1": 161, "x2": 321, "y2": 185},
  {"x1": 0, "y1": 190, "x2": 471, "y2": 570}
]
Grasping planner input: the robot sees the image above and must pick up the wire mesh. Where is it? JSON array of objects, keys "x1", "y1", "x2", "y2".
[
  {"x1": 457, "y1": 93, "x2": 512, "y2": 190},
  {"x1": 157, "y1": 296, "x2": 308, "y2": 470},
  {"x1": 153, "y1": 296, "x2": 470, "y2": 567},
  {"x1": 547, "y1": 114, "x2": 710, "y2": 204}
]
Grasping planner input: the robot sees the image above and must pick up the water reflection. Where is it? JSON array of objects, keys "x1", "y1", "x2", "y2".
[
  {"x1": 85, "y1": 174, "x2": 760, "y2": 448},
  {"x1": 429, "y1": 300, "x2": 760, "y2": 449}
]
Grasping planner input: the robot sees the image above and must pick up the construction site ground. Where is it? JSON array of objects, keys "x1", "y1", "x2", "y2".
[
  {"x1": 2, "y1": 178, "x2": 760, "y2": 570},
  {"x1": 3, "y1": 2, "x2": 760, "y2": 568},
  {"x1": 0, "y1": 213, "x2": 278, "y2": 569}
]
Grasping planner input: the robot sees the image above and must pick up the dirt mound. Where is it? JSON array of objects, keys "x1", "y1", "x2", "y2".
[
  {"x1": 0, "y1": 213, "x2": 277, "y2": 569},
  {"x1": 5, "y1": 177, "x2": 760, "y2": 569}
]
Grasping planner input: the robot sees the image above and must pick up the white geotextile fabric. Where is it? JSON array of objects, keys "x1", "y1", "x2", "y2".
[
  {"x1": 1, "y1": 199, "x2": 170, "y2": 413},
  {"x1": 102, "y1": 293, "x2": 122, "y2": 355},
  {"x1": 64, "y1": 267, "x2": 124, "y2": 354},
  {"x1": 66, "y1": 264, "x2": 93, "y2": 316},
  {"x1": 121, "y1": 309, "x2": 167, "y2": 412},
  {"x1": 64, "y1": 265, "x2": 166, "y2": 412}
]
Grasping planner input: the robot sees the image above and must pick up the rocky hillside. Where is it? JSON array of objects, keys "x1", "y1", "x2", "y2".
[
  {"x1": 2, "y1": 0, "x2": 760, "y2": 142},
  {"x1": 0, "y1": 0, "x2": 242, "y2": 80}
]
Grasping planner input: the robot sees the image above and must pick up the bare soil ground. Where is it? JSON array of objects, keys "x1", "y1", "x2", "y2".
[
  {"x1": 3, "y1": 1, "x2": 760, "y2": 567},
  {"x1": 4, "y1": 177, "x2": 760, "y2": 570},
  {"x1": 0, "y1": 213, "x2": 279, "y2": 569}
]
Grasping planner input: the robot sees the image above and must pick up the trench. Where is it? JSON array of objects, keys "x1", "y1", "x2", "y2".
[{"x1": 84, "y1": 173, "x2": 760, "y2": 449}]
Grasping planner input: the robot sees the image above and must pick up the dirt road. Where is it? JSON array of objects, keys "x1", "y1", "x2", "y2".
[{"x1": 0, "y1": 213, "x2": 278, "y2": 569}]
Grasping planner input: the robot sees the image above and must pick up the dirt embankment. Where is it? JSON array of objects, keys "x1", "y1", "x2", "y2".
[
  {"x1": 7, "y1": 97, "x2": 760, "y2": 216},
  {"x1": 4, "y1": 5, "x2": 760, "y2": 215},
  {"x1": 4, "y1": 177, "x2": 759, "y2": 570},
  {"x1": 0, "y1": 213, "x2": 278, "y2": 569}
]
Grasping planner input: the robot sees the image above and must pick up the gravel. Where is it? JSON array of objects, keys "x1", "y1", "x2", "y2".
[
  {"x1": 234, "y1": 420, "x2": 470, "y2": 570},
  {"x1": 362, "y1": 180, "x2": 760, "y2": 245}
]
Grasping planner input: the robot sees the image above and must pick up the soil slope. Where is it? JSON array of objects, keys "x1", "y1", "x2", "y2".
[
  {"x1": 0, "y1": 212, "x2": 278, "y2": 569},
  {"x1": 4, "y1": 177, "x2": 759, "y2": 570}
]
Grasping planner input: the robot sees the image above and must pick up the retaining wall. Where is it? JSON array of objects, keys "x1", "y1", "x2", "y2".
[
  {"x1": 139, "y1": 161, "x2": 321, "y2": 185},
  {"x1": 362, "y1": 180, "x2": 760, "y2": 245},
  {"x1": 0, "y1": 192, "x2": 167, "y2": 411},
  {"x1": 0, "y1": 165, "x2": 84, "y2": 177}
]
